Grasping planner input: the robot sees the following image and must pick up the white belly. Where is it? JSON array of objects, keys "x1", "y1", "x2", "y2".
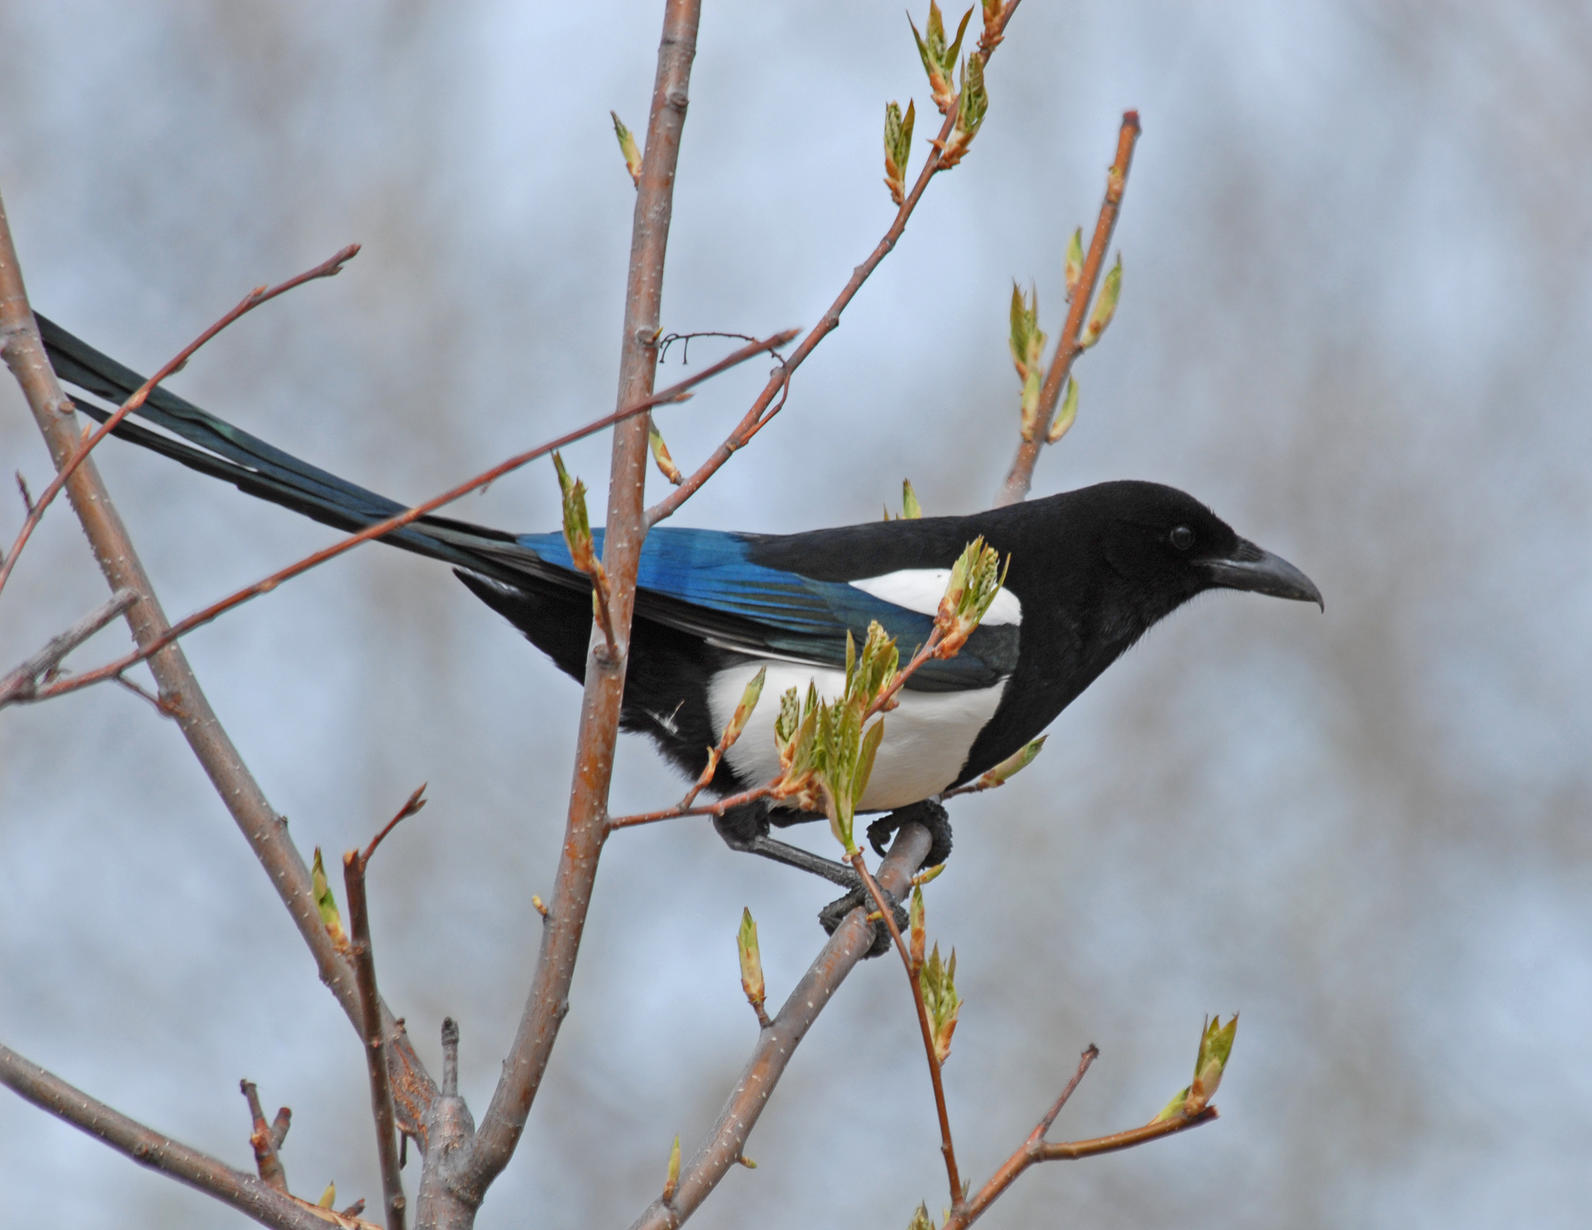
[{"x1": 707, "y1": 660, "x2": 1008, "y2": 812}]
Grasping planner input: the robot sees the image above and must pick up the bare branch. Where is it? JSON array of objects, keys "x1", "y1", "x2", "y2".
[
  {"x1": 628, "y1": 823, "x2": 934, "y2": 1230},
  {"x1": 363, "y1": 784, "x2": 428, "y2": 865},
  {"x1": 995, "y1": 111, "x2": 1141, "y2": 506},
  {"x1": 344, "y1": 850, "x2": 408, "y2": 1230},
  {"x1": 1035, "y1": 1045, "x2": 1098, "y2": 1140},
  {"x1": 0, "y1": 1044, "x2": 329, "y2": 1230},
  {"x1": 0, "y1": 185, "x2": 396, "y2": 1055},
  {"x1": 241, "y1": 1079, "x2": 290, "y2": 1190},
  {"x1": 0, "y1": 587, "x2": 135, "y2": 705},
  {"x1": 607, "y1": 783, "x2": 776, "y2": 832},
  {"x1": 948, "y1": 1050, "x2": 1216, "y2": 1228},
  {"x1": 450, "y1": 0, "x2": 703, "y2": 1202}
]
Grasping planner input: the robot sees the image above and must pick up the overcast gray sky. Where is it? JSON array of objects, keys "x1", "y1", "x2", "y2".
[{"x1": 3, "y1": 4, "x2": 1590, "y2": 1228}]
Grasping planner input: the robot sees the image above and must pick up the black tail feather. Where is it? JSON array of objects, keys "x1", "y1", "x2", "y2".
[{"x1": 34, "y1": 313, "x2": 575, "y2": 595}]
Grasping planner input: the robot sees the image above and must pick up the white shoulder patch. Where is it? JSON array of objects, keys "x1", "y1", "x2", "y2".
[{"x1": 849, "y1": 568, "x2": 1022, "y2": 626}]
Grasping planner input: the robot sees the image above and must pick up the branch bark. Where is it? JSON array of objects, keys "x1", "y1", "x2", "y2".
[
  {"x1": 995, "y1": 111, "x2": 1141, "y2": 506},
  {"x1": 0, "y1": 1045, "x2": 329, "y2": 1230},
  {"x1": 0, "y1": 587, "x2": 135, "y2": 704},
  {"x1": 628, "y1": 823, "x2": 933, "y2": 1230}
]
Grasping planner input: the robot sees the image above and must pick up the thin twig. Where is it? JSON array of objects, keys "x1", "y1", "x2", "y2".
[
  {"x1": 0, "y1": 1044, "x2": 328, "y2": 1230},
  {"x1": 645, "y1": 0, "x2": 1025, "y2": 528},
  {"x1": 606, "y1": 783, "x2": 776, "y2": 831},
  {"x1": 111, "y1": 673, "x2": 175, "y2": 714},
  {"x1": 849, "y1": 850, "x2": 962, "y2": 1208},
  {"x1": 952, "y1": 1106, "x2": 1217, "y2": 1226},
  {"x1": 1035, "y1": 1045, "x2": 1098, "y2": 1140},
  {"x1": 626, "y1": 824, "x2": 933, "y2": 1230},
  {"x1": 0, "y1": 244, "x2": 360, "y2": 598},
  {"x1": 364, "y1": 784, "x2": 428, "y2": 864},
  {"x1": 0, "y1": 587, "x2": 135, "y2": 704},
  {"x1": 241, "y1": 1079, "x2": 289, "y2": 1190},
  {"x1": 996, "y1": 111, "x2": 1140, "y2": 506},
  {"x1": 11, "y1": 326, "x2": 794, "y2": 710},
  {"x1": 344, "y1": 850, "x2": 407, "y2": 1230}
]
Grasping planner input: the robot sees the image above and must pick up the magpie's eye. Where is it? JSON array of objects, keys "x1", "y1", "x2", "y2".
[{"x1": 1169, "y1": 524, "x2": 1196, "y2": 552}]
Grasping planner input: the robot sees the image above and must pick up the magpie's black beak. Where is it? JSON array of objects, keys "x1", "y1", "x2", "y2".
[{"x1": 1203, "y1": 538, "x2": 1323, "y2": 610}]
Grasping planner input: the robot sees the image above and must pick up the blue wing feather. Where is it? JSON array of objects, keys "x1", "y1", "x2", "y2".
[{"x1": 517, "y1": 527, "x2": 1015, "y2": 690}]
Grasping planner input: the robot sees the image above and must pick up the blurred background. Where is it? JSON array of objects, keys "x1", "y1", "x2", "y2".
[{"x1": 2, "y1": 3, "x2": 1588, "y2": 1227}]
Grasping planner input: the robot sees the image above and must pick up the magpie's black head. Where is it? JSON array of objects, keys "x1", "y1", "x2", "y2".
[{"x1": 1087, "y1": 481, "x2": 1323, "y2": 623}]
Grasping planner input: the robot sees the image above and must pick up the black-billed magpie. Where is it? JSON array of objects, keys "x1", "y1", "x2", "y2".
[{"x1": 35, "y1": 315, "x2": 1322, "y2": 901}]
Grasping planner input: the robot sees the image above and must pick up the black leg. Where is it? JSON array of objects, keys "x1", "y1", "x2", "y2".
[
  {"x1": 714, "y1": 799, "x2": 942, "y2": 959},
  {"x1": 714, "y1": 801, "x2": 860, "y2": 890}
]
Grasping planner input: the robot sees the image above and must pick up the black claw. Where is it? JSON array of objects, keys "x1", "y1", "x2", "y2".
[
  {"x1": 714, "y1": 800, "x2": 771, "y2": 850},
  {"x1": 866, "y1": 799, "x2": 953, "y2": 867},
  {"x1": 818, "y1": 886, "x2": 908, "y2": 959}
]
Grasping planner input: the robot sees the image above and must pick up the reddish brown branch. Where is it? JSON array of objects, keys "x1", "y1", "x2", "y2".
[
  {"x1": 448, "y1": 0, "x2": 703, "y2": 1205},
  {"x1": 627, "y1": 824, "x2": 933, "y2": 1230},
  {"x1": 949, "y1": 1053, "x2": 1216, "y2": 1228},
  {"x1": 364, "y1": 784, "x2": 428, "y2": 864},
  {"x1": 1035, "y1": 1045, "x2": 1098, "y2": 1140},
  {"x1": 956, "y1": 1111, "x2": 1218, "y2": 1225},
  {"x1": 0, "y1": 244, "x2": 359, "y2": 598},
  {"x1": 0, "y1": 1044, "x2": 328, "y2": 1230},
  {"x1": 996, "y1": 111, "x2": 1141, "y2": 507},
  {"x1": 606, "y1": 783, "x2": 776, "y2": 831},
  {"x1": 241, "y1": 1079, "x2": 289, "y2": 1190},
  {"x1": 0, "y1": 186, "x2": 394, "y2": 1047},
  {"x1": 343, "y1": 850, "x2": 408, "y2": 1230},
  {"x1": 850, "y1": 851, "x2": 962, "y2": 1207}
]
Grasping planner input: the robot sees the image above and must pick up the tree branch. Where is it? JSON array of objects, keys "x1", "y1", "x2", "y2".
[
  {"x1": 0, "y1": 587, "x2": 135, "y2": 704},
  {"x1": 0, "y1": 1044, "x2": 331, "y2": 1230},
  {"x1": 449, "y1": 0, "x2": 702, "y2": 1202},
  {"x1": 850, "y1": 852, "x2": 963, "y2": 1207},
  {"x1": 953, "y1": 1103, "x2": 1216, "y2": 1227},
  {"x1": 0, "y1": 185, "x2": 396, "y2": 1060},
  {"x1": 995, "y1": 111, "x2": 1140, "y2": 506},
  {"x1": 343, "y1": 849, "x2": 407, "y2": 1230},
  {"x1": 627, "y1": 823, "x2": 933, "y2": 1230}
]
